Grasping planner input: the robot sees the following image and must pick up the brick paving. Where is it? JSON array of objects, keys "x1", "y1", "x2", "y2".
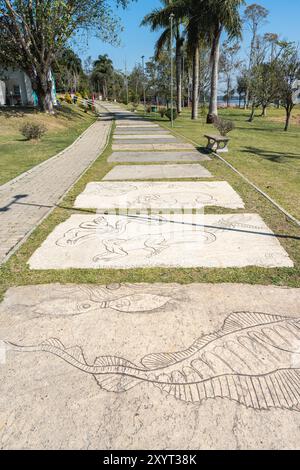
[{"x1": 0, "y1": 119, "x2": 111, "y2": 264}]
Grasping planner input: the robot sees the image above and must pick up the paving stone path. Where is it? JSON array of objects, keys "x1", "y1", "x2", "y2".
[
  {"x1": 103, "y1": 163, "x2": 213, "y2": 180},
  {"x1": 0, "y1": 103, "x2": 298, "y2": 450},
  {"x1": 0, "y1": 119, "x2": 111, "y2": 264},
  {"x1": 26, "y1": 103, "x2": 293, "y2": 270}
]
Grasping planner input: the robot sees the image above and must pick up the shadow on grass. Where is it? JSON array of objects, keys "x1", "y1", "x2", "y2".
[{"x1": 241, "y1": 146, "x2": 300, "y2": 162}]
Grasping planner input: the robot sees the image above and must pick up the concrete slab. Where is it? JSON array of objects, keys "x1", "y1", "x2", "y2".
[
  {"x1": 114, "y1": 128, "x2": 169, "y2": 134},
  {"x1": 113, "y1": 139, "x2": 180, "y2": 144},
  {"x1": 112, "y1": 143, "x2": 195, "y2": 151},
  {"x1": 28, "y1": 213, "x2": 293, "y2": 269},
  {"x1": 108, "y1": 151, "x2": 211, "y2": 163},
  {"x1": 114, "y1": 135, "x2": 176, "y2": 140},
  {"x1": 74, "y1": 182, "x2": 245, "y2": 210},
  {"x1": 1, "y1": 282, "x2": 300, "y2": 449},
  {"x1": 103, "y1": 164, "x2": 212, "y2": 180},
  {"x1": 116, "y1": 124, "x2": 160, "y2": 128},
  {"x1": 116, "y1": 121, "x2": 158, "y2": 126}
]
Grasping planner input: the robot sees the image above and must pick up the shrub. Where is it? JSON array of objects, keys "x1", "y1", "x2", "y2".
[
  {"x1": 20, "y1": 122, "x2": 47, "y2": 140},
  {"x1": 146, "y1": 105, "x2": 152, "y2": 114},
  {"x1": 213, "y1": 116, "x2": 235, "y2": 136},
  {"x1": 64, "y1": 93, "x2": 73, "y2": 104},
  {"x1": 159, "y1": 107, "x2": 167, "y2": 118},
  {"x1": 165, "y1": 108, "x2": 178, "y2": 121},
  {"x1": 131, "y1": 102, "x2": 139, "y2": 112}
]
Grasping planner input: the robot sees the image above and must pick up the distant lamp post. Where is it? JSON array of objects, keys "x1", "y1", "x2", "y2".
[
  {"x1": 169, "y1": 13, "x2": 175, "y2": 128},
  {"x1": 141, "y1": 55, "x2": 146, "y2": 114}
]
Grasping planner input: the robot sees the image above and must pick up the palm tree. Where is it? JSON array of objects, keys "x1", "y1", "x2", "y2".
[
  {"x1": 206, "y1": 0, "x2": 244, "y2": 124},
  {"x1": 141, "y1": 1, "x2": 185, "y2": 114},
  {"x1": 92, "y1": 54, "x2": 114, "y2": 99},
  {"x1": 165, "y1": 0, "x2": 211, "y2": 120}
]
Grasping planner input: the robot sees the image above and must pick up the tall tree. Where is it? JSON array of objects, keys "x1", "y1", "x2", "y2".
[
  {"x1": 243, "y1": 3, "x2": 269, "y2": 108},
  {"x1": 91, "y1": 54, "x2": 114, "y2": 99},
  {"x1": 236, "y1": 73, "x2": 248, "y2": 107},
  {"x1": 264, "y1": 32, "x2": 279, "y2": 61},
  {"x1": 277, "y1": 44, "x2": 300, "y2": 131},
  {"x1": 55, "y1": 48, "x2": 83, "y2": 93},
  {"x1": 206, "y1": 0, "x2": 244, "y2": 123},
  {"x1": 219, "y1": 39, "x2": 241, "y2": 108},
  {"x1": 0, "y1": 0, "x2": 133, "y2": 112},
  {"x1": 162, "y1": 0, "x2": 210, "y2": 120},
  {"x1": 141, "y1": 0, "x2": 185, "y2": 114}
]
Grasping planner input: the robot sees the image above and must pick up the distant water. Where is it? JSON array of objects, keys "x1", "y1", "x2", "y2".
[{"x1": 217, "y1": 96, "x2": 241, "y2": 106}]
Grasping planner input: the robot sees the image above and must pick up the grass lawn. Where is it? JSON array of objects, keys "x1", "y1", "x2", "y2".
[
  {"x1": 0, "y1": 105, "x2": 299, "y2": 301},
  {"x1": 140, "y1": 105, "x2": 300, "y2": 221},
  {"x1": 0, "y1": 103, "x2": 96, "y2": 185}
]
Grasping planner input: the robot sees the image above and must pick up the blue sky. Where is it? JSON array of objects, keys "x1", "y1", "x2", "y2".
[{"x1": 75, "y1": 0, "x2": 300, "y2": 72}]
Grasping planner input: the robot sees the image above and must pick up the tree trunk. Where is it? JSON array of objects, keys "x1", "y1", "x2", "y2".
[
  {"x1": 192, "y1": 44, "x2": 200, "y2": 120},
  {"x1": 31, "y1": 72, "x2": 54, "y2": 114},
  {"x1": 284, "y1": 109, "x2": 291, "y2": 131},
  {"x1": 260, "y1": 105, "x2": 267, "y2": 117},
  {"x1": 207, "y1": 29, "x2": 221, "y2": 124},
  {"x1": 176, "y1": 39, "x2": 182, "y2": 114},
  {"x1": 244, "y1": 88, "x2": 249, "y2": 109},
  {"x1": 248, "y1": 103, "x2": 256, "y2": 122}
]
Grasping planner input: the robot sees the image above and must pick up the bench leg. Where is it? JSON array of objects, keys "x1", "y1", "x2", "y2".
[
  {"x1": 216, "y1": 141, "x2": 229, "y2": 153},
  {"x1": 206, "y1": 138, "x2": 216, "y2": 151}
]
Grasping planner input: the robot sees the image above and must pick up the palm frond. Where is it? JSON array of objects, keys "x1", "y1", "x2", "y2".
[{"x1": 154, "y1": 28, "x2": 171, "y2": 60}]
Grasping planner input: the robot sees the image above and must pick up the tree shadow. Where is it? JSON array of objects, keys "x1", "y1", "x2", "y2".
[{"x1": 241, "y1": 146, "x2": 300, "y2": 162}]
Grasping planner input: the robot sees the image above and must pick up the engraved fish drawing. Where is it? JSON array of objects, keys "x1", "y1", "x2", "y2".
[
  {"x1": 33, "y1": 287, "x2": 172, "y2": 316},
  {"x1": 6, "y1": 312, "x2": 300, "y2": 411}
]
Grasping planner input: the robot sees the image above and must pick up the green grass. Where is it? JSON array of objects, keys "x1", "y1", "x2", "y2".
[
  {"x1": 0, "y1": 104, "x2": 96, "y2": 185},
  {"x1": 136, "y1": 105, "x2": 300, "y2": 221},
  {"x1": 0, "y1": 106, "x2": 299, "y2": 301}
]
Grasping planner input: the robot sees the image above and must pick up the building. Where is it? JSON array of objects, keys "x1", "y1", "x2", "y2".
[
  {"x1": 0, "y1": 68, "x2": 57, "y2": 107},
  {"x1": 293, "y1": 79, "x2": 300, "y2": 105}
]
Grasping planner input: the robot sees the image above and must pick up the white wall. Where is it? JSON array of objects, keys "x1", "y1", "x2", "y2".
[
  {"x1": 0, "y1": 80, "x2": 5, "y2": 105},
  {"x1": 293, "y1": 80, "x2": 300, "y2": 105},
  {"x1": 0, "y1": 68, "x2": 34, "y2": 105}
]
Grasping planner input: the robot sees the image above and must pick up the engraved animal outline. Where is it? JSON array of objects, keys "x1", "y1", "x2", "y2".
[
  {"x1": 5, "y1": 312, "x2": 300, "y2": 411},
  {"x1": 56, "y1": 216, "x2": 166, "y2": 247},
  {"x1": 132, "y1": 191, "x2": 217, "y2": 207},
  {"x1": 32, "y1": 285, "x2": 173, "y2": 316},
  {"x1": 56, "y1": 216, "x2": 217, "y2": 262}
]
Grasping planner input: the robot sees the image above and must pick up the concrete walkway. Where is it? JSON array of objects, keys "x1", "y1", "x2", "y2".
[
  {"x1": 0, "y1": 119, "x2": 111, "y2": 264},
  {"x1": 0, "y1": 103, "x2": 298, "y2": 450}
]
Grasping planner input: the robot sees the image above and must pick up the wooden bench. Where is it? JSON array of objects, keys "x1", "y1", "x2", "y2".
[{"x1": 204, "y1": 134, "x2": 230, "y2": 153}]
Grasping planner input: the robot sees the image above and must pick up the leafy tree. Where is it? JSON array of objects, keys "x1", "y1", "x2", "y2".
[
  {"x1": 264, "y1": 32, "x2": 279, "y2": 61},
  {"x1": 247, "y1": 61, "x2": 280, "y2": 121},
  {"x1": 277, "y1": 44, "x2": 300, "y2": 131},
  {"x1": 243, "y1": 3, "x2": 269, "y2": 107},
  {"x1": 128, "y1": 64, "x2": 145, "y2": 103},
  {"x1": 236, "y1": 73, "x2": 248, "y2": 107},
  {"x1": 54, "y1": 48, "x2": 84, "y2": 93},
  {"x1": 219, "y1": 39, "x2": 241, "y2": 107},
  {"x1": 0, "y1": 0, "x2": 134, "y2": 112},
  {"x1": 146, "y1": 51, "x2": 172, "y2": 106}
]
